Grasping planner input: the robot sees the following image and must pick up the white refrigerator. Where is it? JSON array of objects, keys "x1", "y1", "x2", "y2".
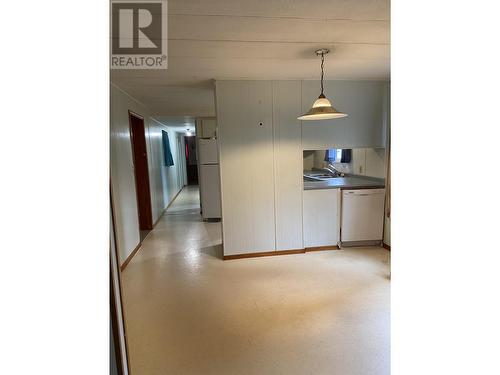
[{"x1": 198, "y1": 138, "x2": 221, "y2": 220}]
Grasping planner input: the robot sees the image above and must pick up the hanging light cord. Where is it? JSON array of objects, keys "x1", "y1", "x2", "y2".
[{"x1": 320, "y1": 52, "x2": 325, "y2": 95}]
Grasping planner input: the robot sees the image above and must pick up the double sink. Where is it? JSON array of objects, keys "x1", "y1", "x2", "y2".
[
  {"x1": 303, "y1": 170, "x2": 386, "y2": 191},
  {"x1": 303, "y1": 172, "x2": 342, "y2": 181}
]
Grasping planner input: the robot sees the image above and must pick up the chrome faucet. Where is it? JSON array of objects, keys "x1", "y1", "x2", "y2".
[{"x1": 323, "y1": 164, "x2": 344, "y2": 177}]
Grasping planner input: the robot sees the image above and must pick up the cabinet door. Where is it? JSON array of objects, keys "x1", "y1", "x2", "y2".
[
  {"x1": 198, "y1": 139, "x2": 218, "y2": 164},
  {"x1": 303, "y1": 189, "x2": 340, "y2": 248},
  {"x1": 216, "y1": 81, "x2": 275, "y2": 255},
  {"x1": 201, "y1": 118, "x2": 217, "y2": 138}
]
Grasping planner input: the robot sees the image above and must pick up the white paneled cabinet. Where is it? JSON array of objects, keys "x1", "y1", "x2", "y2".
[
  {"x1": 216, "y1": 81, "x2": 276, "y2": 255},
  {"x1": 216, "y1": 79, "x2": 387, "y2": 257},
  {"x1": 303, "y1": 189, "x2": 340, "y2": 248}
]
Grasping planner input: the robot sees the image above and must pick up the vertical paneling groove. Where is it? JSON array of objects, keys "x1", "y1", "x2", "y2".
[
  {"x1": 300, "y1": 81, "x2": 304, "y2": 248},
  {"x1": 271, "y1": 82, "x2": 278, "y2": 252}
]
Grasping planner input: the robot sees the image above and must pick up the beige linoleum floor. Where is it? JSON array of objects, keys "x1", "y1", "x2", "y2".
[{"x1": 121, "y1": 185, "x2": 390, "y2": 375}]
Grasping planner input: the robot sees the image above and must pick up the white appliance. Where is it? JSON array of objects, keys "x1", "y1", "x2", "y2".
[
  {"x1": 198, "y1": 138, "x2": 221, "y2": 219},
  {"x1": 341, "y1": 189, "x2": 385, "y2": 243}
]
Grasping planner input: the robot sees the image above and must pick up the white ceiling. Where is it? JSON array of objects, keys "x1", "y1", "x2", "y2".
[
  {"x1": 111, "y1": 0, "x2": 390, "y2": 121},
  {"x1": 154, "y1": 116, "x2": 196, "y2": 132}
]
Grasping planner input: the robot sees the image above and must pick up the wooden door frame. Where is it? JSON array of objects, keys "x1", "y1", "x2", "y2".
[{"x1": 128, "y1": 110, "x2": 153, "y2": 230}]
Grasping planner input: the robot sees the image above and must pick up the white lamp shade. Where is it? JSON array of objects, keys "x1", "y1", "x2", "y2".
[{"x1": 298, "y1": 95, "x2": 348, "y2": 121}]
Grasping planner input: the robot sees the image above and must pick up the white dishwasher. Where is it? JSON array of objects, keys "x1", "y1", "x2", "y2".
[{"x1": 341, "y1": 189, "x2": 386, "y2": 243}]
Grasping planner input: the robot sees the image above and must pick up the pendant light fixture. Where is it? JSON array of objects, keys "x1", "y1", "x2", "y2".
[{"x1": 298, "y1": 49, "x2": 347, "y2": 121}]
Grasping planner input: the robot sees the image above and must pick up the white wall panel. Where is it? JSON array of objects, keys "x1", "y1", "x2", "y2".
[
  {"x1": 216, "y1": 81, "x2": 276, "y2": 255},
  {"x1": 351, "y1": 147, "x2": 386, "y2": 178},
  {"x1": 301, "y1": 80, "x2": 386, "y2": 149},
  {"x1": 365, "y1": 148, "x2": 386, "y2": 178},
  {"x1": 110, "y1": 85, "x2": 143, "y2": 264},
  {"x1": 111, "y1": 84, "x2": 184, "y2": 264},
  {"x1": 146, "y1": 121, "x2": 184, "y2": 222},
  {"x1": 272, "y1": 81, "x2": 304, "y2": 250}
]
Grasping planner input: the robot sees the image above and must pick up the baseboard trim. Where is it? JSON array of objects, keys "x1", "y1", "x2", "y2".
[
  {"x1": 223, "y1": 248, "x2": 304, "y2": 260},
  {"x1": 382, "y1": 242, "x2": 391, "y2": 251},
  {"x1": 153, "y1": 187, "x2": 184, "y2": 228},
  {"x1": 223, "y1": 245, "x2": 339, "y2": 260},
  {"x1": 166, "y1": 188, "x2": 183, "y2": 210},
  {"x1": 121, "y1": 187, "x2": 185, "y2": 272},
  {"x1": 153, "y1": 213, "x2": 163, "y2": 228},
  {"x1": 305, "y1": 245, "x2": 339, "y2": 252},
  {"x1": 120, "y1": 242, "x2": 141, "y2": 271}
]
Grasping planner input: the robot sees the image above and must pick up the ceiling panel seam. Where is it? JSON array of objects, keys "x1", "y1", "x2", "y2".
[
  {"x1": 168, "y1": 13, "x2": 389, "y2": 22},
  {"x1": 168, "y1": 38, "x2": 389, "y2": 45}
]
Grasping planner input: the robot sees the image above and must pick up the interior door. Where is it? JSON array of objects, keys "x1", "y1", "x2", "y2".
[
  {"x1": 185, "y1": 136, "x2": 198, "y2": 185},
  {"x1": 129, "y1": 112, "x2": 153, "y2": 230}
]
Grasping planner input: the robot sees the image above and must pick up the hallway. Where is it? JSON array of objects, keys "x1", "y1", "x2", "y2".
[{"x1": 121, "y1": 186, "x2": 390, "y2": 375}]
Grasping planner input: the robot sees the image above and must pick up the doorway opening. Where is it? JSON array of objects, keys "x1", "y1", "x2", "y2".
[
  {"x1": 129, "y1": 111, "x2": 153, "y2": 241},
  {"x1": 185, "y1": 135, "x2": 198, "y2": 185}
]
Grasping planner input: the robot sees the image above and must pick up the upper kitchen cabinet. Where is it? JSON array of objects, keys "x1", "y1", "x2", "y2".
[
  {"x1": 215, "y1": 81, "x2": 276, "y2": 256},
  {"x1": 197, "y1": 117, "x2": 217, "y2": 139},
  {"x1": 301, "y1": 80, "x2": 388, "y2": 150}
]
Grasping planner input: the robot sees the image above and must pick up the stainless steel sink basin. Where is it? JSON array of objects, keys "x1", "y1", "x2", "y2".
[
  {"x1": 303, "y1": 174, "x2": 342, "y2": 182},
  {"x1": 304, "y1": 173, "x2": 330, "y2": 178},
  {"x1": 304, "y1": 176, "x2": 320, "y2": 181}
]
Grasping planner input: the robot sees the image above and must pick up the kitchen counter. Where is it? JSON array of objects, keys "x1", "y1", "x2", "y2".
[{"x1": 303, "y1": 175, "x2": 385, "y2": 190}]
